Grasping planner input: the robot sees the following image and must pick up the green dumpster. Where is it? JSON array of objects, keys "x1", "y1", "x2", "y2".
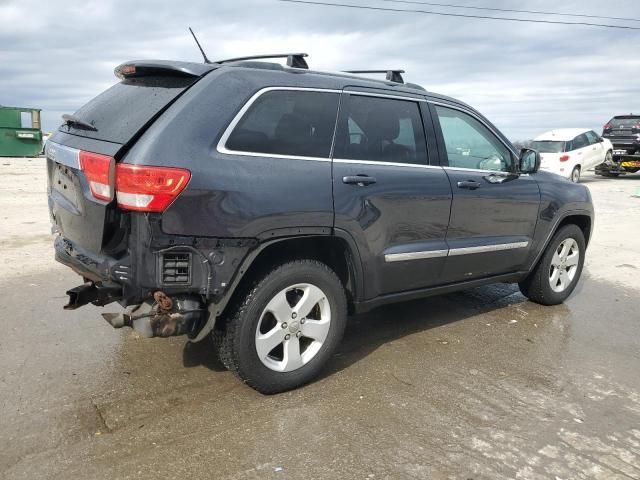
[{"x1": 0, "y1": 106, "x2": 43, "y2": 157}]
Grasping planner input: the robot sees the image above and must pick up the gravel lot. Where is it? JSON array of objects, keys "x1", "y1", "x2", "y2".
[{"x1": 1, "y1": 157, "x2": 639, "y2": 479}]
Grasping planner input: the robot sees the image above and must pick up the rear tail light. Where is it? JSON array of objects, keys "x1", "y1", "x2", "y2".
[
  {"x1": 603, "y1": 123, "x2": 612, "y2": 130},
  {"x1": 79, "y1": 151, "x2": 115, "y2": 201},
  {"x1": 115, "y1": 164, "x2": 191, "y2": 212},
  {"x1": 559, "y1": 155, "x2": 570, "y2": 162}
]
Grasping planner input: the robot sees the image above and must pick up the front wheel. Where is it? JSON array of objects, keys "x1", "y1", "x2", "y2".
[
  {"x1": 519, "y1": 224, "x2": 585, "y2": 305},
  {"x1": 214, "y1": 259, "x2": 347, "y2": 394}
]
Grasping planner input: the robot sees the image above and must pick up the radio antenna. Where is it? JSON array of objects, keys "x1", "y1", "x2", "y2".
[{"x1": 188, "y1": 27, "x2": 212, "y2": 64}]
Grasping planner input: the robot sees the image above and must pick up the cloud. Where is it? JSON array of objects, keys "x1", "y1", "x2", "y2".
[{"x1": 0, "y1": 0, "x2": 638, "y2": 139}]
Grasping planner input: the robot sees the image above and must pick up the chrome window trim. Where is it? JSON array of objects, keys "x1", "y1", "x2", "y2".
[
  {"x1": 385, "y1": 250, "x2": 448, "y2": 262},
  {"x1": 334, "y1": 158, "x2": 442, "y2": 170},
  {"x1": 45, "y1": 141, "x2": 80, "y2": 169},
  {"x1": 346, "y1": 91, "x2": 427, "y2": 102},
  {"x1": 443, "y1": 166, "x2": 508, "y2": 174},
  {"x1": 448, "y1": 241, "x2": 529, "y2": 257},
  {"x1": 384, "y1": 241, "x2": 529, "y2": 262},
  {"x1": 216, "y1": 87, "x2": 342, "y2": 161},
  {"x1": 429, "y1": 100, "x2": 519, "y2": 159}
]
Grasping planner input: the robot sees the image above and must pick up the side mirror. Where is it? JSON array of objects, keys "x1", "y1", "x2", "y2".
[
  {"x1": 597, "y1": 137, "x2": 604, "y2": 143},
  {"x1": 519, "y1": 148, "x2": 540, "y2": 174}
]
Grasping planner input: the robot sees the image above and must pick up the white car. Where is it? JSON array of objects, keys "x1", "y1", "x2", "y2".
[{"x1": 531, "y1": 128, "x2": 613, "y2": 183}]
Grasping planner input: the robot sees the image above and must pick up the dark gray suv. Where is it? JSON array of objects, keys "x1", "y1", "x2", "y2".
[{"x1": 47, "y1": 54, "x2": 593, "y2": 393}]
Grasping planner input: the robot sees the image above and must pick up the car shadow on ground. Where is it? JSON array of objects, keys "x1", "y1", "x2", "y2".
[{"x1": 182, "y1": 283, "x2": 526, "y2": 378}]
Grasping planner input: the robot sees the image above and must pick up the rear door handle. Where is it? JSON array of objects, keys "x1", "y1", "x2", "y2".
[
  {"x1": 457, "y1": 180, "x2": 481, "y2": 190},
  {"x1": 342, "y1": 175, "x2": 377, "y2": 186}
]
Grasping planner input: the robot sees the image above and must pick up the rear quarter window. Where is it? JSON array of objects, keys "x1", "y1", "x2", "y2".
[
  {"x1": 60, "y1": 76, "x2": 194, "y2": 144},
  {"x1": 223, "y1": 90, "x2": 340, "y2": 158}
]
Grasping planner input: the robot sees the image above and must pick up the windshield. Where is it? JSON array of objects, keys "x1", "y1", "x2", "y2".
[
  {"x1": 531, "y1": 141, "x2": 565, "y2": 153},
  {"x1": 610, "y1": 117, "x2": 640, "y2": 128}
]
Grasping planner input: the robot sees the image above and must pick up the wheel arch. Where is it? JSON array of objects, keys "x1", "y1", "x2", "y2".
[
  {"x1": 525, "y1": 210, "x2": 593, "y2": 278},
  {"x1": 190, "y1": 232, "x2": 364, "y2": 343},
  {"x1": 227, "y1": 234, "x2": 363, "y2": 315},
  {"x1": 557, "y1": 213, "x2": 592, "y2": 246}
]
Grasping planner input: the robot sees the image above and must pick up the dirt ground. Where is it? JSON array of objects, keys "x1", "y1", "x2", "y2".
[{"x1": 1, "y1": 157, "x2": 639, "y2": 480}]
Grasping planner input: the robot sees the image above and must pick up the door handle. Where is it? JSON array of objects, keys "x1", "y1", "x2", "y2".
[
  {"x1": 577, "y1": 151, "x2": 583, "y2": 155},
  {"x1": 457, "y1": 180, "x2": 481, "y2": 190},
  {"x1": 342, "y1": 175, "x2": 377, "y2": 186}
]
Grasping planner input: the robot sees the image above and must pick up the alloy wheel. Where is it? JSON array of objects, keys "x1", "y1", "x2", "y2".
[
  {"x1": 549, "y1": 238, "x2": 580, "y2": 293},
  {"x1": 255, "y1": 283, "x2": 331, "y2": 372}
]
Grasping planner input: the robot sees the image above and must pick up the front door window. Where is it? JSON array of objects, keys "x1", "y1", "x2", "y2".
[{"x1": 435, "y1": 106, "x2": 512, "y2": 172}]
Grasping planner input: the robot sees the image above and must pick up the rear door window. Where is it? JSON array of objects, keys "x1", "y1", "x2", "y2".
[
  {"x1": 333, "y1": 94, "x2": 427, "y2": 165},
  {"x1": 60, "y1": 76, "x2": 195, "y2": 144},
  {"x1": 224, "y1": 90, "x2": 340, "y2": 158}
]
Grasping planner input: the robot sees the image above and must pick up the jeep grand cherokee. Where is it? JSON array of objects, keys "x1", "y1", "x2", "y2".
[{"x1": 47, "y1": 54, "x2": 593, "y2": 393}]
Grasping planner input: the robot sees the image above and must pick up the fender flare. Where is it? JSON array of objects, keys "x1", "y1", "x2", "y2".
[
  {"x1": 526, "y1": 208, "x2": 593, "y2": 274},
  {"x1": 190, "y1": 230, "x2": 366, "y2": 342}
]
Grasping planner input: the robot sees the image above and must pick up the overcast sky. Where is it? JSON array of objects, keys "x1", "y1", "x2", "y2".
[{"x1": 1, "y1": 0, "x2": 638, "y2": 140}]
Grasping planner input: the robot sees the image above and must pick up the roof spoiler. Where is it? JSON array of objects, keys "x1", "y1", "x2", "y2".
[{"x1": 114, "y1": 60, "x2": 216, "y2": 79}]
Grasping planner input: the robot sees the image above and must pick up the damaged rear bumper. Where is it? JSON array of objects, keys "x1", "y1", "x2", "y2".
[{"x1": 54, "y1": 235, "x2": 130, "y2": 285}]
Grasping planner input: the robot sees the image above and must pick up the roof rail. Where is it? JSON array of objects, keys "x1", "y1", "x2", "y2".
[
  {"x1": 343, "y1": 69, "x2": 405, "y2": 84},
  {"x1": 215, "y1": 53, "x2": 309, "y2": 69}
]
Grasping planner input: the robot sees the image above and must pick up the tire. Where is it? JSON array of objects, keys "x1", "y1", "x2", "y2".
[
  {"x1": 605, "y1": 150, "x2": 613, "y2": 163},
  {"x1": 213, "y1": 259, "x2": 347, "y2": 394},
  {"x1": 519, "y1": 224, "x2": 585, "y2": 306},
  {"x1": 570, "y1": 166, "x2": 581, "y2": 183}
]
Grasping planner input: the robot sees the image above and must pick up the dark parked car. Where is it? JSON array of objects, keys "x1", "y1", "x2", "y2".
[
  {"x1": 47, "y1": 54, "x2": 593, "y2": 393},
  {"x1": 596, "y1": 115, "x2": 640, "y2": 176},
  {"x1": 602, "y1": 114, "x2": 640, "y2": 156}
]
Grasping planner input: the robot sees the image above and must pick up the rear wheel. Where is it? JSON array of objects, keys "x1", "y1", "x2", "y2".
[
  {"x1": 570, "y1": 166, "x2": 581, "y2": 183},
  {"x1": 519, "y1": 224, "x2": 585, "y2": 305},
  {"x1": 214, "y1": 259, "x2": 347, "y2": 394}
]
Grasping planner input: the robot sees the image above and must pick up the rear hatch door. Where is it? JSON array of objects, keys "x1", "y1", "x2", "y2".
[
  {"x1": 47, "y1": 71, "x2": 199, "y2": 254},
  {"x1": 605, "y1": 116, "x2": 640, "y2": 143}
]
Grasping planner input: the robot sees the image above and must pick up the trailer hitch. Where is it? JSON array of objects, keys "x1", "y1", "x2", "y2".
[{"x1": 64, "y1": 281, "x2": 122, "y2": 310}]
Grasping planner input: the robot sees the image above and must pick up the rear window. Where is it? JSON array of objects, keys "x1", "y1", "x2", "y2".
[
  {"x1": 224, "y1": 90, "x2": 340, "y2": 158},
  {"x1": 531, "y1": 140, "x2": 565, "y2": 153},
  {"x1": 610, "y1": 117, "x2": 640, "y2": 128},
  {"x1": 59, "y1": 76, "x2": 194, "y2": 144}
]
